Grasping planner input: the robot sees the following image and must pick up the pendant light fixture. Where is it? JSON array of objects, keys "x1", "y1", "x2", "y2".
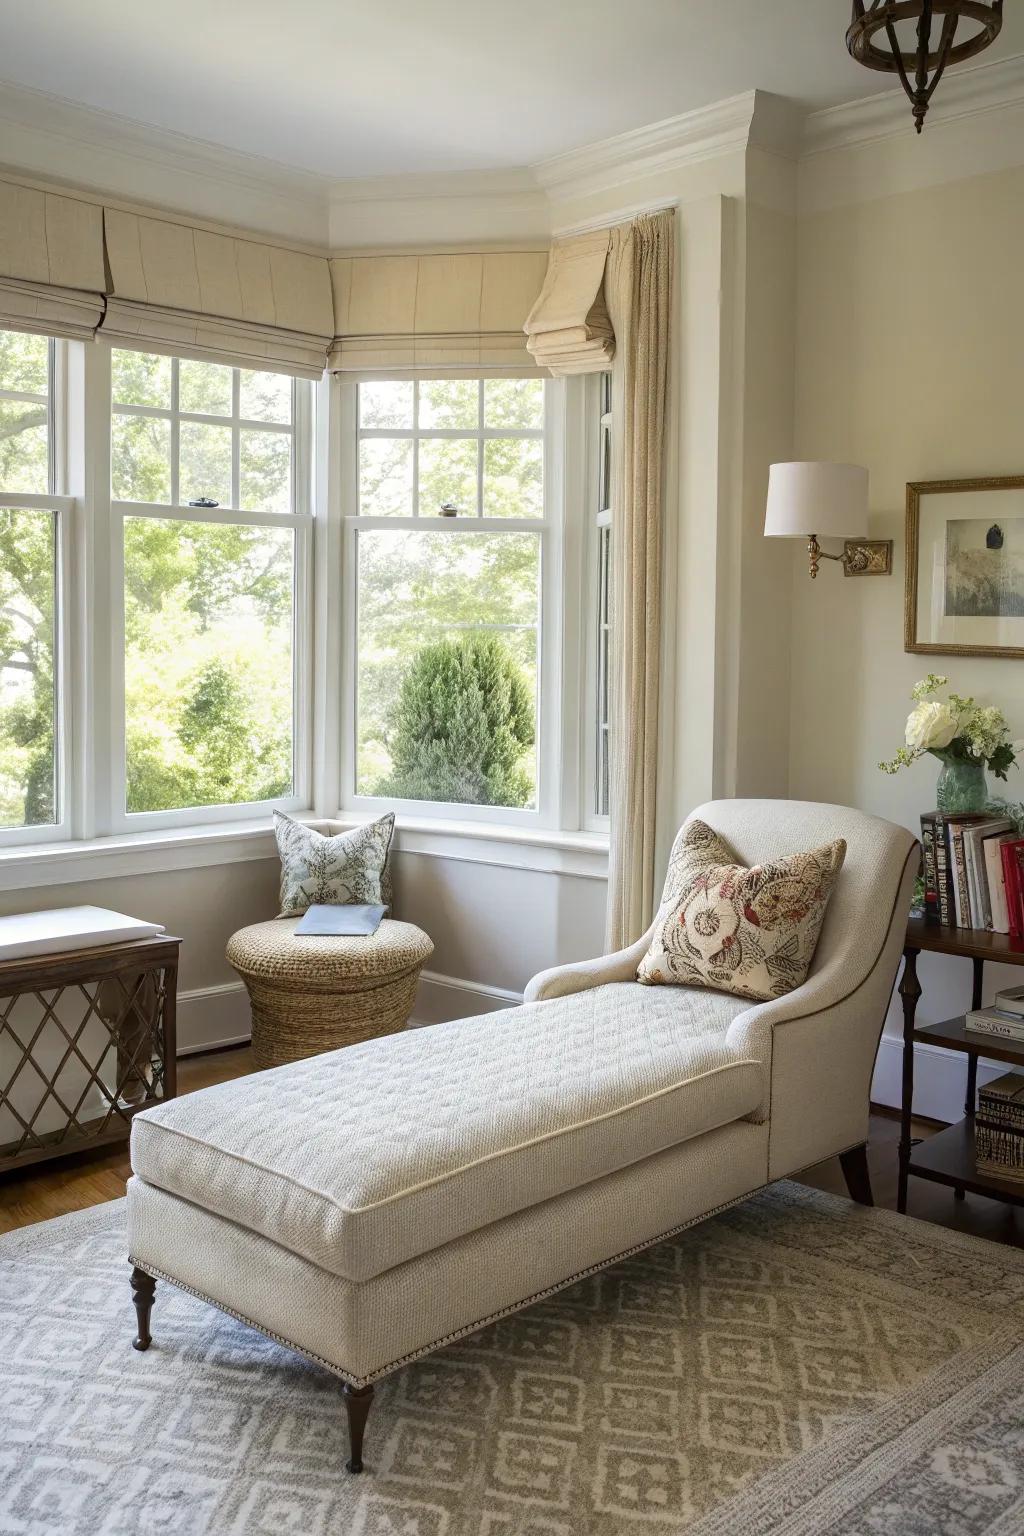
[{"x1": 846, "y1": 1, "x2": 1003, "y2": 132}]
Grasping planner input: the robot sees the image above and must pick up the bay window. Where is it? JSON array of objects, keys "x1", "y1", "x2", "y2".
[{"x1": 0, "y1": 345, "x2": 606, "y2": 859}]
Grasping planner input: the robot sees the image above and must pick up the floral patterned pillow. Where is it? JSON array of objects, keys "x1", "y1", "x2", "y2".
[
  {"x1": 636, "y1": 819, "x2": 846, "y2": 1001},
  {"x1": 273, "y1": 812, "x2": 395, "y2": 916}
]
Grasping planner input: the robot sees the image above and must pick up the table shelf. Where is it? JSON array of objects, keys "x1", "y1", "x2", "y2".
[
  {"x1": 914, "y1": 1016, "x2": 1024, "y2": 1068},
  {"x1": 908, "y1": 1119, "x2": 1024, "y2": 1208}
]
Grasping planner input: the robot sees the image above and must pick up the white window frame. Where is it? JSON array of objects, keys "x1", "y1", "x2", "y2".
[
  {"x1": 338, "y1": 373, "x2": 564, "y2": 829},
  {"x1": 0, "y1": 335, "x2": 75, "y2": 846},
  {"x1": 583, "y1": 371, "x2": 612, "y2": 831},
  {"x1": 98, "y1": 343, "x2": 315, "y2": 834}
]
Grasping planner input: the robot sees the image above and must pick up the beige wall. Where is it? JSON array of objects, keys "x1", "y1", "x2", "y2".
[{"x1": 791, "y1": 161, "x2": 1024, "y2": 1059}]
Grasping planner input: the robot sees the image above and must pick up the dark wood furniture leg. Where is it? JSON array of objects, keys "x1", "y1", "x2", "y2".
[
  {"x1": 953, "y1": 955, "x2": 985, "y2": 1199},
  {"x1": 342, "y1": 1383, "x2": 375, "y2": 1473},
  {"x1": 130, "y1": 1266, "x2": 156, "y2": 1351},
  {"x1": 898, "y1": 945, "x2": 921, "y2": 1214},
  {"x1": 839, "y1": 1143, "x2": 873, "y2": 1205}
]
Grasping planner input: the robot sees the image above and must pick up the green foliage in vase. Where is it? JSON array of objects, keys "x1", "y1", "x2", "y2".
[{"x1": 375, "y1": 634, "x2": 535, "y2": 808}]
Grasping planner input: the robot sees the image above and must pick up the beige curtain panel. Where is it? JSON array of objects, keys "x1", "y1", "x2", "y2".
[
  {"x1": 101, "y1": 209, "x2": 335, "y2": 378},
  {"x1": 523, "y1": 229, "x2": 615, "y2": 375},
  {"x1": 604, "y1": 211, "x2": 674, "y2": 951},
  {"x1": 328, "y1": 250, "x2": 548, "y2": 372},
  {"x1": 0, "y1": 179, "x2": 106, "y2": 340}
]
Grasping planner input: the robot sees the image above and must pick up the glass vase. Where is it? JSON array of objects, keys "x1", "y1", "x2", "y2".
[{"x1": 934, "y1": 753, "x2": 988, "y2": 815}]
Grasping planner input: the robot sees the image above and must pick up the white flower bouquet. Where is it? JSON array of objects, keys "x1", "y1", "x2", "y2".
[{"x1": 879, "y1": 674, "x2": 1019, "y2": 780}]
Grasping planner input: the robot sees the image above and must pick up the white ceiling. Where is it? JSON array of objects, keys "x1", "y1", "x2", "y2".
[{"x1": 2, "y1": 0, "x2": 1023, "y2": 181}]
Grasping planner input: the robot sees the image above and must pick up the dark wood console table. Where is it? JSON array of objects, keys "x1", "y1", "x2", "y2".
[
  {"x1": 899, "y1": 915, "x2": 1024, "y2": 1213},
  {"x1": 0, "y1": 934, "x2": 180, "y2": 1175}
]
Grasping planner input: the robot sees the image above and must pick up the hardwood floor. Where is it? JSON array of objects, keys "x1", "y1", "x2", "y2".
[
  {"x1": 0, "y1": 1044, "x2": 254, "y2": 1235},
  {"x1": 1, "y1": 1041, "x2": 1021, "y2": 1248}
]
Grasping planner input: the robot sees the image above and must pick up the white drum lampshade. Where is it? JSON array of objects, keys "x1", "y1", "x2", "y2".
[
  {"x1": 764, "y1": 461, "x2": 868, "y2": 540},
  {"x1": 764, "y1": 461, "x2": 887, "y2": 579}
]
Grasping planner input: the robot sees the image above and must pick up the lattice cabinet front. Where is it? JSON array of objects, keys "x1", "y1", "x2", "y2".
[{"x1": 0, "y1": 936, "x2": 180, "y2": 1174}]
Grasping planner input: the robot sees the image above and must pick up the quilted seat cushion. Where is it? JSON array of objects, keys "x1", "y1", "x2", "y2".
[{"x1": 130, "y1": 982, "x2": 763, "y2": 1283}]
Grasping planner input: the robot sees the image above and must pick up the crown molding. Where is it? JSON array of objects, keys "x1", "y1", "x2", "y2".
[
  {"x1": 802, "y1": 50, "x2": 1024, "y2": 157},
  {"x1": 0, "y1": 78, "x2": 334, "y2": 244}
]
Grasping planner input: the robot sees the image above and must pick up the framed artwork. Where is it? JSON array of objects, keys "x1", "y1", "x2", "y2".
[{"x1": 906, "y1": 475, "x2": 1024, "y2": 659}]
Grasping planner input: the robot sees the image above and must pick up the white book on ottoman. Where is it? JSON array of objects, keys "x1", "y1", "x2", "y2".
[{"x1": 0, "y1": 906, "x2": 164, "y2": 962}]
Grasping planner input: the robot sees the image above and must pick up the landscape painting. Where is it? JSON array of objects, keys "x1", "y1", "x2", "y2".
[{"x1": 945, "y1": 516, "x2": 1024, "y2": 617}]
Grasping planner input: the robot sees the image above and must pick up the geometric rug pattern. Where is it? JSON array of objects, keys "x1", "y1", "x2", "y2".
[{"x1": 2, "y1": 1181, "x2": 1023, "y2": 1534}]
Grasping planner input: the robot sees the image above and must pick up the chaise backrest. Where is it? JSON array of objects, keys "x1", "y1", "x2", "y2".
[
  {"x1": 687, "y1": 798, "x2": 916, "y2": 1000},
  {"x1": 690, "y1": 798, "x2": 918, "y2": 1178}
]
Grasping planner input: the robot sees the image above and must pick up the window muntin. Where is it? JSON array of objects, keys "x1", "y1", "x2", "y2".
[
  {"x1": 0, "y1": 331, "x2": 59, "y2": 832},
  {"x1": 111, "y1": 351, "x2": 294, "y2": 513},
  {"x1": 350, "y1": 376, "x2": 547, "y2": 816},
  {"x1": 111, "y1": 349, "x2": 309, "y2": 823},
  {"x1": 357, "y1": 378, "x2": 545, "y2": 519}
]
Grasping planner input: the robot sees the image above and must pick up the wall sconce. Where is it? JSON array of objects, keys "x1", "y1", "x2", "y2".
[{"x1": 764, "y1": 461, "x2": 892, "y2": 578}]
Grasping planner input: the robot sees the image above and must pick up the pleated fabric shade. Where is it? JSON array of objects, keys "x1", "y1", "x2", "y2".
[
  {"x1": 523, "y1": 229, "x2": 615, "y2": 375},
  {"x1": 0, "y1": 178, "x2": 106, "y2": 340},
  {"x1": 328, "y1": 250, "x2": 548, "y2": 373},
  {"x1": 101, "y1": 209, "x2": 335, "y2": 379}
]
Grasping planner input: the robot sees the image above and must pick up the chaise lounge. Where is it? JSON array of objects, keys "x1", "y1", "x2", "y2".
[{"x1": 124, "y1": 798, "x2": 917, "y2": 1472}]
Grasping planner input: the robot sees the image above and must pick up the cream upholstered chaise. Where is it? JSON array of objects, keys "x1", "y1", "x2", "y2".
[{"x1": 125, "y1": 799, "x2": 917, "y2": 1473}]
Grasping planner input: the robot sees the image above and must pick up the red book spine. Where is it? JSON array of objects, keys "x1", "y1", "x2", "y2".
[{"x1": 1002, "y1": 841, "x2": 1023, "y2": 939}]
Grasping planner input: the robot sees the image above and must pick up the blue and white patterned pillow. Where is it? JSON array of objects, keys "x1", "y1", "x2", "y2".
[{"x1": 273, "y1": 811, "x2": 395, "y2": 916}]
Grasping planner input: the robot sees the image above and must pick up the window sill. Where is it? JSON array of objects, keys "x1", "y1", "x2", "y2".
[{"x1": 0, "y1": 814, "x2": 609, "y2": 892}]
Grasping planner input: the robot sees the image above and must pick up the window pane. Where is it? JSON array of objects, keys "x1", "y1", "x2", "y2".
[
  {"x1": 356, "y1": 529, "x2": 538, "y2": 808},
  {"x1": 419, "y1": 379, "x2": 479, "y2": 429},
  {"x1": 0, "y1": 330, "x2": 48, "y2": 395},
  {"x1": 179, "y1": 421, "x2": 232, "y2": 507},
  {"x1": 240, "y1": 369, "x2": 292, "y2": 425},
  {"x1": 179, "y1": 359, "x2": 232, "y2": 417},
  {"x1": 419, "y1": 437, "x2": 477, "y2": 517},
  {"x1": 0, "y1": 508, "x2": 56, "y2": 827},
  {"x1": 0, "y1": 399, "x2": 49, "y2": 494},
  {"x1": 359, "y1": 381, "x2": 413, "y2": 429},
  {"x1": 240, "y1": 429, "x2": 291, "y2": 513},
  {"x1": 112, "y1": 413, "x2": 171, "y2": 503},
  {"x1": 111, "y1": 349, "x2": 171, "y2": 409},
  {"x1": 359, "y1": 438, "x2": 412, "y2": 516},
  {"x1": 483, "y1": 438, "x2": 543, "y2": 518},
  {"x1": 484, "y1": 378, "x2": 544, "y2": 429},
  {"x1": 124, "y1": 519, "x2": 294, "y2": 812}
]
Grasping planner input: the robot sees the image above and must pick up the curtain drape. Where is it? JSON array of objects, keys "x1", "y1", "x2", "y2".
[{"x1": 603, "y1": 211, "x2": 674, "y2": 951}]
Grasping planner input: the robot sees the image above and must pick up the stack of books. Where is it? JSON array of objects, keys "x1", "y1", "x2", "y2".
[
  {"x1": 920, "y1": 812, "x2": 1023, "y2": 932},
  {"x1": 965, "y1": 985, "x2": 1024, "y2": 1042},
  {"x1": 975, "y1": 1068, "x2": 1024, "y2": 1181}
]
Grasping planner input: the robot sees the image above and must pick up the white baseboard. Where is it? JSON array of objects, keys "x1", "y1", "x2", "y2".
[
  {"x1": 412, "y1": 969, "x2": 522, "y2": 1028},
  {"x1": 871, "y1": 1033, "x2": 1008, "y2": 1123},
  {"x1": 176, "y1": 981, "x2": 251, "y2": 1055}
]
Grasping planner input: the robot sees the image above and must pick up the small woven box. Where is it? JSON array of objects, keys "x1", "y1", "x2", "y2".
[{"x1": 976, "y1": 1070, "x2": 1024, "y2": 1181}]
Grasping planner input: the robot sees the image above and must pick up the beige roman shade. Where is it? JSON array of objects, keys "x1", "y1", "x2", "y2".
[
  {"x1": 328, "y1": 250, "x2": 548, "y2": 372},
  {"x1": 101, "y1": 209, "x2": 334, "y2": 378},
  {"x1": 0, "y1": 179, "x2": 106, "y2": 340},
  {"x1": 524, "y1": 229, "x2": 615, "y2": 375}
]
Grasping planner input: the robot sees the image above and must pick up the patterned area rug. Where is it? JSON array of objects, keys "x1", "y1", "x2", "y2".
[{"x1": 2, "y1": 1182, "x2": 1024, "y2": 1535}]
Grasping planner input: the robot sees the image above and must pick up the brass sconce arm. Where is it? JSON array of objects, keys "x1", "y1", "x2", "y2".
[{"x1": 805, "y1": 532, "x2": 893, "y2": 579}]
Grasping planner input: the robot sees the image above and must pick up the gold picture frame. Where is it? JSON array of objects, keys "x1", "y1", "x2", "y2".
[{"x1": 906, "y1": 475, "x2": 1024, "y2": 659}]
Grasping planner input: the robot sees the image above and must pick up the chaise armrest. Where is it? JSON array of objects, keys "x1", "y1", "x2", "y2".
[{"x1": 524, "y1": 924, "x2": 657, "y2": 1002}]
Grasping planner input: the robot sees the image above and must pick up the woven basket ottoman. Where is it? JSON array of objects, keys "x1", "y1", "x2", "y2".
[{"x1": 226, "y1": 918, "x2": 433, "y2": 1068}]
